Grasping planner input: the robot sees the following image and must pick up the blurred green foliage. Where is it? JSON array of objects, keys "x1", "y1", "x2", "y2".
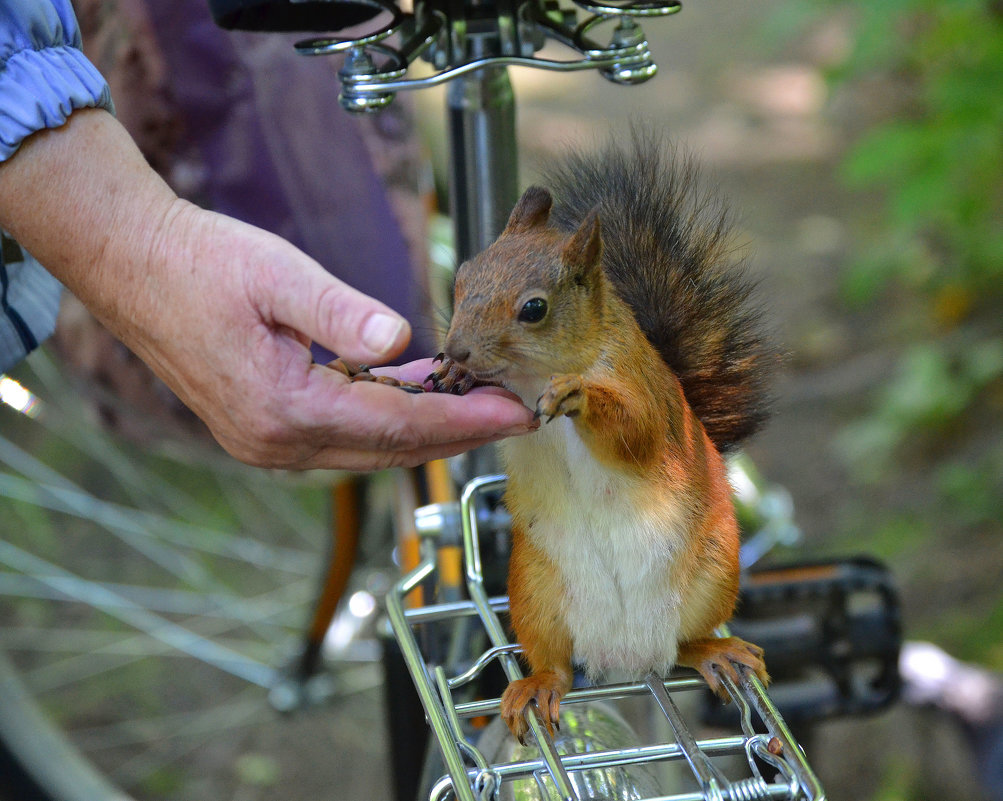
[
  {"x1": 234, "y1": 752, "x2": 282, "y2": 787},
  {"x1": 835, "y1": 339, "x2": 1003, "y2": 478},
  {"x1": 837, "y1": 0, "x2": 1003, "y2": 307},
  {"x1": 824, "y1": 0, "x2": 1003, "y2": 489}
]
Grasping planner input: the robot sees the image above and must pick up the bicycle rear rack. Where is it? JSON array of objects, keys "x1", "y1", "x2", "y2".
[{"x1": 385, "y1": 475, "x2": 827, "y2": 801}]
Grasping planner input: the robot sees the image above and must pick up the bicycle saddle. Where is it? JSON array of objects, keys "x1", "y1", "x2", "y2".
[{"x1": 208, "y1": 0, "x2": 383, "y2": 31}]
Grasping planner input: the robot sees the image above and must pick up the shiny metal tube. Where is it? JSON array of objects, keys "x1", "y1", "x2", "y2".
[
  {"x1": 385, "y1": 558, "x2": 483, "y2": 801},
  {"x1": 446, "y1": 68, "x2": 520, "y2": 262},
  {"x1": 459, "y1": 476, "x2": 579, "y2": 800}
]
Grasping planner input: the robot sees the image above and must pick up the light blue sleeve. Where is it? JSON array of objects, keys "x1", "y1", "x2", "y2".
[
  {"x1": 0, "y1": 1, "x2": 113, "y2": 371},
  {"x1": 0, "y1": 0, "x2": 113, "y2": 161},
  {"x1": 0, "y1": 235, "x2": 63, "y2": 374}
]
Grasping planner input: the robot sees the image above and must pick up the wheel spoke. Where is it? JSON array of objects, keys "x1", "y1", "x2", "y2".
[
  {"x1": 0, "y1": 464, "x2": 317, "y2": 576},
  {"x1": 0, "y1": 541, "x2": 278, "y2": 688},
  {"x1": 0, "y1": 571, "x2": 306, "y2": 623}
]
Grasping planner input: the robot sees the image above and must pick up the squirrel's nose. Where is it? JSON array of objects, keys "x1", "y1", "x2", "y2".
[{"x1": 444, "y1": 334, "x2": 471, "y2": 364}]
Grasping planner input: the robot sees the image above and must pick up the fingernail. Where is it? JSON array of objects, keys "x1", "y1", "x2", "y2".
[{"x1": 361, "y1": 313, "x2": 406, "y2": 356}]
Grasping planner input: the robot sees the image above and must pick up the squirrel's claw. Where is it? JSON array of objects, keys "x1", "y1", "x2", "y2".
[
  {"x1": 535, "y1": 374, "x2": 585, "y2": 422},
  {"x1": 677, "y1": 636, "x2": 770, "y2": 701},
  {"x1": 426, "y1": 357, "x2": 478, "y2": 395},
  {"x1": 500, "y1": 673, "x2": 568, "y2": 744}
]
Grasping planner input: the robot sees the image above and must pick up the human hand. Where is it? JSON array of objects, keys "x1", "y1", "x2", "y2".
[
  {"x1": 0, "y1": 109, "x2": 537, "y2": 470},
  {"x1": 132, "y1": 202, "x2": 538, "y2": 469}
]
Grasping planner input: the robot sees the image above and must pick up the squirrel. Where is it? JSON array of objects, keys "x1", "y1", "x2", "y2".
[{"x1": 428, "y1": 131, "x2": 773, "y2": 743}]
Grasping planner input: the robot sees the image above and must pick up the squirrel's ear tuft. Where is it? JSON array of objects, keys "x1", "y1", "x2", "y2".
[
  {"x1": 562, "y1": 208, "x2": 603, "y2": 282},
  {"x1": 504, "y1": 186, "x2": 552, "y2": 233}
]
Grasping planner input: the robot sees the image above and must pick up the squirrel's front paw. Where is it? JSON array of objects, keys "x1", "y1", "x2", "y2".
[
  {"x1": 426, "y1": 354, "x2": 478, "y2": 395},
  {"x1": 535, "y1": 374, "x2": 585, "y2": 422}
]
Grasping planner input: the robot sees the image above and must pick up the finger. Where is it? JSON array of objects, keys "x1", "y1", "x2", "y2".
[
  {"x1": 373, "y1": 360, "x2": 528, "y2": 403},
  {"x1": 264, "y1": 257, "x2": 411, "y2": 365},
  {"x1": 292, "y1": 434, "x2": 509, "y2": 472},
  {"x1": 324, "y1": 373, "x2": 535, "y2": 442},
  {"x1": 368, "y1": 358, "x2": 439, "y2": 383},
  {"x1": 548, "y1": 692, "x2": 562, "y2": 730}
]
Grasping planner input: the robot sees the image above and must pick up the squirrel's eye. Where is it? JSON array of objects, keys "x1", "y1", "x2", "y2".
[{"x1": 518, "y1": 297, "x2": 548, "y2": 323}]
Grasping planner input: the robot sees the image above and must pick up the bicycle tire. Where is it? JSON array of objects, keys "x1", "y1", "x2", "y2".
[{"x1": 0, "y1": 649, "x2": 130, "y2": 801}]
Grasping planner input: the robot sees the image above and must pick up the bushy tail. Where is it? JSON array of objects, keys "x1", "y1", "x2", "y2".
[{"x1": 542, "y1": 129, "x2": 773, "y2": 451}]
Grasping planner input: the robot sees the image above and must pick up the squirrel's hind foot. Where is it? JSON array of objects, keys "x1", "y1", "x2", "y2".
[
  {"x1": 500, "y1": 671, "x2": 571, "y2": 744},
  {"x1": 676, "y1": 636, "x2": 769, "y2": 700}
]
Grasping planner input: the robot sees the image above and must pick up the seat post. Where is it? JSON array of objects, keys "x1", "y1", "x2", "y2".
[{"x1": 445, "y1": 66, "x2": 520, "y2": 263}]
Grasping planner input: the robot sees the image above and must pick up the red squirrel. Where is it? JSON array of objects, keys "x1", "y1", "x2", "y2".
[{"x1": 428, "y1": 132, "x2": 773, "y2": 743}]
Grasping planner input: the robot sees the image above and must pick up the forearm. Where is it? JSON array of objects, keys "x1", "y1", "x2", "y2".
[
  {"x1": 0, "y1": 107, "x2": 178, "y2": 347},
  {"x1": 0, "y1": 107, "x2": 537, "y2": 469}
]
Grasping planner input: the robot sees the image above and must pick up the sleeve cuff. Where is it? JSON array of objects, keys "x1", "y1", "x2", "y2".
[
  {"x1": 0, "y1": 252, "x2": 64, "y2": 373},
  {"x1": 0, "y1": 44, "x2": 113, "y2": 162}
]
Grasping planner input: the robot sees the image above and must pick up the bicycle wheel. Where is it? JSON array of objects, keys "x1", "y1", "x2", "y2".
[{"x1": 0, "y1": 352, "x2": 394, "y2": 801}]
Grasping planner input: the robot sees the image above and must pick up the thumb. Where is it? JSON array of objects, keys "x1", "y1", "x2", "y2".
[{"x1": 269, "y1": 258, "x2": 412, "y2": 364}]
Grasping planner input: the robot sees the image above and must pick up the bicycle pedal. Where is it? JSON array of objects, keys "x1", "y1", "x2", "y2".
[{"x1": 703, "y1": 557, "x2": 902, "y2": 726}]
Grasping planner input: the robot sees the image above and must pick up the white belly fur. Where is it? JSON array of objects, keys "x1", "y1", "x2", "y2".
[{"x1": 500, "y1": 415, "x2": 691, "y2": 679}]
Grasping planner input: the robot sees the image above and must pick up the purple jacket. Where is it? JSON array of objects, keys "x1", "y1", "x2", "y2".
[{"x1": 1, "y1": 0, "x2": 430, "y2": 372}]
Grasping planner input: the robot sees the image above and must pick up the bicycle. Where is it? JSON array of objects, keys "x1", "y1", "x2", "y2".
[{"x1": 0, "y1": 0, "x2": 906, "y2": 799}]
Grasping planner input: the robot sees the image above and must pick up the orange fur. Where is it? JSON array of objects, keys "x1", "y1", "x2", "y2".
[
  {"x1": 501, "y1": 523, "x2": 574, "y2": 742},
  {"x1": 429, "y1": 183, "x2": 768, "y2": 740}
]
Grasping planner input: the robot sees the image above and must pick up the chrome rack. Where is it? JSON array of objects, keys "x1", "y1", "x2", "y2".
[
  {"x1": 295, "y1": 0, "x2": 682, "y2": 113},
  {"x1": 385, "y1": 475, "x2": 828, "y2": 801}
]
